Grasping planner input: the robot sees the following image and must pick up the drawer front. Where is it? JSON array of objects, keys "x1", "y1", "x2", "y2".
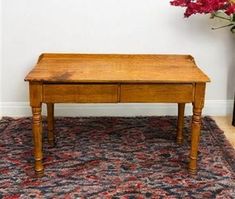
[
  {"x1": 120, "y1": 84, "x2": 194, "y2": 103},
  {"x1": 43, "y1": 84, "x2": 118, "y2": 103}
]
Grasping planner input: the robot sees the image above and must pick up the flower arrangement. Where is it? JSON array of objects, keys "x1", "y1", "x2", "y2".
[{"x1": 170, "y1": 0, "x2": 235, "y2": 32}]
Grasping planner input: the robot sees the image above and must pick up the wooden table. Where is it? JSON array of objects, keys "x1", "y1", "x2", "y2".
[{"x1": 25, "y1": 53, "x2": 210, "y2": 176}]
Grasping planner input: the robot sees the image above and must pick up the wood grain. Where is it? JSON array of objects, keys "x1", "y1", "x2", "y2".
[
  {"x1": 31, "y1": 106, "x2": 44, "y2": 177},
  {"x1": 29, "y1": 82, "x2": 44, "y2": 176},
  {"x1": 25, "y1": 53, "x2": 210, "y2": 176},
  {"x1": 120, "y1": 84, "x2": 194, "y2": 103},
  {"x1": 43, "y1": 84, "x2": 118, "y2": 103},
  {"x1": 47, "y1": 103, "x2": 55, "y2": 146},
  {"x1": 177, "y1": 103, "x2": 185, "y2": 144},
  {"x1": 25, "y1": 53, "x2": 210, "y2": 83},
  {"x1": 29, "y1": 82, "x2": 42, "y2": 107},
  {"x1": 189, "y1": 83, "x2": 206, "y2": 174}
]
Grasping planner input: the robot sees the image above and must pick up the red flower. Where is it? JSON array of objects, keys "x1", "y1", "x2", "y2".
[
  {"x1": 225, "y1": 3, "x2": 235, "y2": 14},
  {"x1": 170, "y1": 0, "x2": 235, "y2": 17}
]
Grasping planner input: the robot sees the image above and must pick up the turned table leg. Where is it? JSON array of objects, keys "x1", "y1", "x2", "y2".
[
  {"x1": 47, "y1": 103, "x2": 55, "y2": 146},
  {"x1": 29, "y1": 82, "x2": 44, "y2": 177},
  {"x1": 232, "y1": 95, "x2": 235, "y2": 126},
  {"x1": 188, "y1": 83, "x2": 205, "y2": 174},
  {"x1": 177, "y1": 103, "x2": 185, "y2": 144},
  {"x1": 32, "y1": 106, "x2": 44, "y2": 177}
]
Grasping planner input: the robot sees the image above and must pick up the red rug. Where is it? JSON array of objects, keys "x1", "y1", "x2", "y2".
[{"x1": 0, "y1": 116, "x2": 234, "y2": 198}]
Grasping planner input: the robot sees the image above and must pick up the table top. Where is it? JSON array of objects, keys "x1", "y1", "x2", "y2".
[{"x1": 25, "y1": 53, "x2": 210, "y2": 83}]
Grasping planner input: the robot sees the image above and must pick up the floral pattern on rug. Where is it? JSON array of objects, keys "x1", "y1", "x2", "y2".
[{"x1": 0, "y1": 116, "x2": 234, "y2": 198}]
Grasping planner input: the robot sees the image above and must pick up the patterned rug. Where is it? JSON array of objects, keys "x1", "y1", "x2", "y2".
[{"x1": 0, "y1": 116, "x2": 234, "y2": 198}]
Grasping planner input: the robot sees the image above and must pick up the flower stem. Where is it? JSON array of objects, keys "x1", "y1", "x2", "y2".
[{"x1": 212, "y1": 23, "x2": 234, "y2": 30}]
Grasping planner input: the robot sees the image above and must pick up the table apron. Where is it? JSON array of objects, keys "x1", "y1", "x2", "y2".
[
  {"x1": 42, "y1": 83, "x2": 194, "y2": 103},
  {"x1": 120, "y1": 84, "x2": 194, "y2": 103}
]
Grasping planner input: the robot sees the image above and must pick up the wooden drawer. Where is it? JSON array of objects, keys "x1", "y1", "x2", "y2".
[
  {"x1": 43, "y1": 84, "x2": 118, "y2": 103},
  {"x1": 120, "y1": 84, "x2": 194, "y2": 103}
]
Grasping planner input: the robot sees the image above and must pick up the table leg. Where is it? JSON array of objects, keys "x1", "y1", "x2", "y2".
[
  {"x1": 232, "y1": 94, "x2": 235, "y2": 126},
  {"x1": 47, "y1": 103, "x2": 55, "y2": 146},
  {"x1": 29, "y1": 82, "x2": 44, "y2": 177},
  {"x1": 177, "y1": 103, "x2": 185, "y2": 144},
  {"x1": 188, "y1": 83, "x2": 205, "y2": 175},
  {"x1": 32, "y1": 106, "x2": 44, "y2": 177}
]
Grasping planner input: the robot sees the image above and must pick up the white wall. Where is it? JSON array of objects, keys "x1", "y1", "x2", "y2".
[
  {"x1": 0, "y1": 0, "x2": 2, "y2": 118},
  {"x1": 1, "y1": 0, "x2": 235, "y2": 116}
]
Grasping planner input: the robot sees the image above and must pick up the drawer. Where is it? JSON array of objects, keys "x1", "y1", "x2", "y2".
[
  {"x1": 120, "y1": 84, "x2": 194, "y2": 103},
  {"x1": 43, "y1": 84, "x2": 118, "y2": 103}
]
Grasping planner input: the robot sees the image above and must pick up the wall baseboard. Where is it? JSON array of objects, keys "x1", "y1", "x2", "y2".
[{"x1": 0, "y1": 100, "x2": 233, "y2": 117}]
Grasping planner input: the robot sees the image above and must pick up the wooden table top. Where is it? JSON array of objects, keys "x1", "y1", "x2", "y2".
[{"x1": 25, "y1": 53, "x2": 210, "y2": 83}]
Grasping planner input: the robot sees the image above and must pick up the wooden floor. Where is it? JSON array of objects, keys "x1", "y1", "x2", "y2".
[{"x1": 213, "y1": 116, "x2": 235, "y2": 148}]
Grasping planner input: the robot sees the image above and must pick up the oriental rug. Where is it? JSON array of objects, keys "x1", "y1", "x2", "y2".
[{"x1": 0, "y1": 116, "x2": 234, "y2": 198}]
